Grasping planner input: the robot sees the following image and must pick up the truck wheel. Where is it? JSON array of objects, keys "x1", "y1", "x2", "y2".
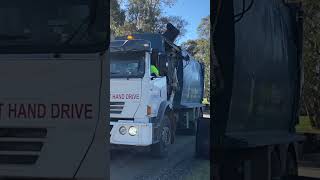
[{"x1": 151, "y1": 114, "x2": 171, "y2": 158}]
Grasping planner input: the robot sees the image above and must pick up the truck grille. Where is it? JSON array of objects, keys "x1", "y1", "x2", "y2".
[
  {"x1": 0, "y1": 128, "x2": 47, "y2": 165},
  {"x1": 110, "y1": 102, "x2": 124, "y2": 114}
]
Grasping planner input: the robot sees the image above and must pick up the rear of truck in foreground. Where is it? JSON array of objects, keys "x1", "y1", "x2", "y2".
[{"x1": 196, "y1": 0, "x2": 304, "y2": 179}]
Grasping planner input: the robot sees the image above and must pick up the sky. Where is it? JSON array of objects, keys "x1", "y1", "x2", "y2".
[{"x1": 164, "y1": 0, "x2": 210, "y2": 44}]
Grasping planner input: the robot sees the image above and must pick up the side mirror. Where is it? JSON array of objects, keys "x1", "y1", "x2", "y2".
[{"x1": 158, "y1": 54, "x2": 168, "y2": 75}]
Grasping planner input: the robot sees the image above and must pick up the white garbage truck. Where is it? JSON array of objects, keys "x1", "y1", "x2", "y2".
[{"x1": 109, "y1": 24, "x2": 205, "y2": 157}]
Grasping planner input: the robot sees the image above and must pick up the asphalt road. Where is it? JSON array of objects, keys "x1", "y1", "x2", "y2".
[
  {"x1": 110, "y1": 135, "x2": 210, "y2": 180},
  {"x1": 110, "y1": 135, "x2": 320, "y2": 180}
]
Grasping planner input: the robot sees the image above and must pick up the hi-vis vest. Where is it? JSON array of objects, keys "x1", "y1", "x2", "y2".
[{"x1": 151, "y1": 65, "x2": 159, "y2": 76}]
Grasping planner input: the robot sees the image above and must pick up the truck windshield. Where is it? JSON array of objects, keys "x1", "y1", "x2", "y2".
[
  {"x1": 0, "y1": 0, "x2": 108, "y2": 53},
  {"x1": 110, "y1": 52, "x2": 145, "y2": 78}
]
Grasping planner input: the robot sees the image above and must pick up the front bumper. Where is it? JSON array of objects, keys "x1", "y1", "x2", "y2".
[{"x1": 110, "y1": 121, "x2": 153, "y2": 146}]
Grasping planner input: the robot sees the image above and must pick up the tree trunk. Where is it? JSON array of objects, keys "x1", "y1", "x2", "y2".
[
  {"x1": 305, "y1": 95, "x2": 320, "y2": 129},
  {"x1": 313, "y1": 98, "x2": 320, "y2": 129},
  {"x1": 304, "y1": 97, "x2": 318, "y2": 128}
]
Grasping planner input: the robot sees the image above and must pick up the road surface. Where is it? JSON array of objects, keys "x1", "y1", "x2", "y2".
[
  {"x1": 110, "y1": 135, "x2": 210, "y2": 180},
  {"x1": 110, "y1": 136, "x2": 320, "y2": 180}
]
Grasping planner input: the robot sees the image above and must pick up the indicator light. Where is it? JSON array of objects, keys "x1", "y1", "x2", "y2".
[{"x1": 127, "y1": 35, "x2": 134, "y2": 40}]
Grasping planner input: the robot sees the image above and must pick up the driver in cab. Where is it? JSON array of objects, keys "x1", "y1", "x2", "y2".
[{"x1": 151, "y1": 64, "x2": 159, "y2": 77}]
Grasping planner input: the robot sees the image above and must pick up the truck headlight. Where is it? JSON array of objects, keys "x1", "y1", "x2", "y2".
[
  {"x1": 128, "y1": 126, "x2": 138, "y2": 136},
  {"x1": 119, "y1": 126, "x2": 127, "y2": 135}
]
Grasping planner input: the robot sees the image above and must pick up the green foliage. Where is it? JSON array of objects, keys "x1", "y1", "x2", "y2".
[
  {"x1": 197, "y1": 16, "x2": 210, "y2": 39},
  {"x1": 110, "y1": 0, "x2": 126, "y2": 35},
  {"x1": 110, "y1": 0, "x2": 187, "y2": 41},
  {"x1": 301, "y1": 1, "x2": 320, "y2": 128}
]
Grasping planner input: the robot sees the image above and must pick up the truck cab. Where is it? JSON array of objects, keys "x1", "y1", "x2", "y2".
[{"x1": 110, "y1": 37, "x2": 167, "y2": 146}]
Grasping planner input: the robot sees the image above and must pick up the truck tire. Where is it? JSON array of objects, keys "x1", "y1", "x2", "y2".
[{"x1": 151, "y1": 114, "x2": 171, "y2": 158}]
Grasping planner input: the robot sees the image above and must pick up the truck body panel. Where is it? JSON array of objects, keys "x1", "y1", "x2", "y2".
[
  {"x1": 175, "y1": 58, "x2": 205, "y2": 109},
  {"x1": 212, "y1": 0, "x2": 303, "y2": 147},
  {"x1": 110, "y1": 78, "x2": 142, "y2": 118},
  {"x1": 209, "y1": 0, "x2": 304, "y2": 179},
  {"x1": 0, "y1": 0, "x2": 109, "y2": 178},
  {"x1": 228, "y1": 0, "x2": 298, "y2": 133},
  {"x1": 0, "y1": 54, "x2": 104, "y2": 178}
]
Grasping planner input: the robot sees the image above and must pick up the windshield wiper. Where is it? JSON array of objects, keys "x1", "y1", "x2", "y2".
[
  {"x1": 110, "y1": 47, "x2": 124, "y2": 51},
  {"x1": 125, "y1": 48, "x2": 147, "y2": 52},
  {"x1": 0, "y1": 34, "x2": 31, "y2": 40}
]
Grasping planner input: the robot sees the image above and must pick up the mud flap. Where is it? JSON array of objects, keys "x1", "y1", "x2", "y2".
[{"x1": 195, "y1": 117, "x2": 210, "y2": 159}]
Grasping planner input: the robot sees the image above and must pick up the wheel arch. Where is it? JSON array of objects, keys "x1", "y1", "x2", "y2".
[
  {"x1": 155, "y1": 101, "x2": 175, "y2": 143},
  {"x1": 156, "y1": 101, "x2": 172, "y2": 124}
]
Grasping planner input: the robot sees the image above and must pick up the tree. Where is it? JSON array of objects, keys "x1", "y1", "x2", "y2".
[
  {"x1": 197, "y1": 16, "x2": 210, "y2": 39},
  {"x1": 110, "y1": 0, "x2": 126, "y2": 35},
  {"x1": 181, "y1": 40, "x2": 198, "y2": 56},
  {"x1": 195, "y1": 39, "x2": 210, "y2": 99},
  {"x1": 301, "y1": 1, "x2": 320, "y2": 128},
  {"x1": 111, "y1": 0, "x2": 187, "y2": 42}
]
